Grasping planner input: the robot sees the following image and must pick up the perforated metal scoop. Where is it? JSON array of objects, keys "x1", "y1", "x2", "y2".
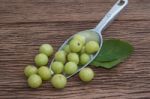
[{"x1": 50, "y1": 0, "x2": 128, "y2": 78}]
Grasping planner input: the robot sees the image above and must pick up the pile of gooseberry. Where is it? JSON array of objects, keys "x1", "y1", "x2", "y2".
[{"x1": 24, "y1": 34, "x2": 100, "y2": 89}]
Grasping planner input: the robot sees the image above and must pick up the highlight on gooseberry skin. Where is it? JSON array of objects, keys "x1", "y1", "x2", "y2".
[
  {"x1": 39, "y1": 44, "x2": 54, "y2": 57},
  {"x1": 64, "y1": 62, "x2": 78, "y2": 75},
  {"x1": 24, "y1": 65, "x2": 37, "y2": 77},
  {"x1": 85, "y1": 41, "x2": 100, "y2": 54},
  {"x1": 27, "y1": 74, "x2": 42, "y2": 88},
  {"x1": 73, "y1": 34, "x2": 86, "y2": 45},
  {"x1": 79, "y1": 68, "x2": 94, "y2": 82},
  {"x1": 67, "y1": 53, "x2": 79, "y2": 64},
  {"x1": 51, "y1": 74, "x2": 67, "y2": 89},
  {"x1": 54, "y1": 51, "x2": 66, "y2": 64},
  {"x1": 49, "y1": 68, "x2": 54, "y2": 75},
  {"x1": 34, "y1": 53, "x2": 49, "y2": 67},
  {"x1": 38, "y1": 66, "x2": 51, "y2": 80},
  {"x1": 51, "y1": 61, "x2": 64, "y2": 74}
]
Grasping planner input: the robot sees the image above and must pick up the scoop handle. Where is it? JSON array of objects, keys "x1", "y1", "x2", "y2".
[{"x1": 94, "y1": 0, "x2": 128, "y2": 33}]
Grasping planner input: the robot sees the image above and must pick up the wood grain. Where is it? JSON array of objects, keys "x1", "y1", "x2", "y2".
[{"x1": 0, "y1": 0, "x2": 150, "y2": 99}]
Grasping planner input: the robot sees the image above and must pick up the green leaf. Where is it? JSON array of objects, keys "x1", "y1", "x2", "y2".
[
  {"x1": 90, "y1": 39, "x2": 134, "y2": 69},
  {"x1": 91, "y1": 57, "x2": 125, "y2": 69},
  {"x1": 94, "y1": 39, "x2": 134, "y2": 62}
]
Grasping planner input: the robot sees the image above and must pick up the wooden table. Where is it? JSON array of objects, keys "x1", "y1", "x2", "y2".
[{"x1": 0, "y1": 0, "x2": 150, "y2": 99}]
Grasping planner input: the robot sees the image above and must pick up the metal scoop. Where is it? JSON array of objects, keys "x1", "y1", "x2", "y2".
[{"x1": 50, "y1": 0, "x2": 128, "y2": 78}]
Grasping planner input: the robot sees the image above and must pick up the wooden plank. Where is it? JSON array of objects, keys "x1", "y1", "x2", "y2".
[
  {"x1": 0, "y1": 0, "x2": 150, "y2": 24},
  {"x1": 0, "y1": 20, "x2": 150, "y2": 99},
  {"x1": 0, "y1": 0, "x2": 150, "y2": 98}
]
